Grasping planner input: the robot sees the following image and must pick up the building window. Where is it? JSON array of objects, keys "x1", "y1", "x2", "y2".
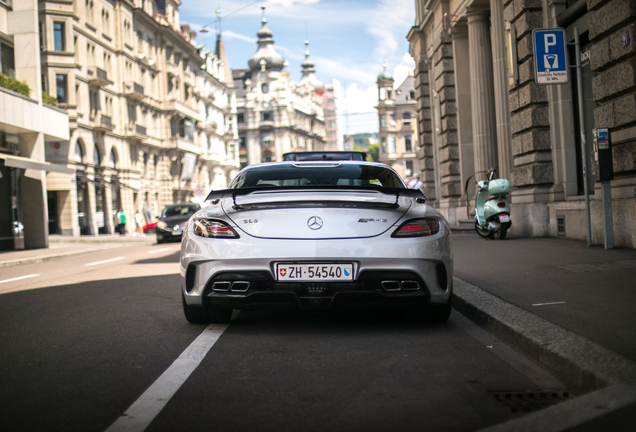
[
  {"x1": 239, "y1": 135, "x2": 246, "y2": 149},
  {"x1": 380, "y1": 115, "x2": 386, "y2": 128},
  {"x1": 56, "y1": 74, "x2": 68, "y2": 103},
  {"x1": 261, "y1": 111, "x2": 272, "y2": 122},
  {"x1": 262, "y1": 83, "x2": 269, "y2": 94},
  {"x1": 90, "y1": 90, "x2": 99, "y2": 116},
  {"x1": 409, "y1": 91, "x2": 415, "y2": 100},
  {"x1": 380, "y1": 137, "x2": 387, "y2": 153},
  {"x1": 0, "y1": 42, "x2": 15, "y2": 77},
  {"x1": 237, "y1": 113, "x2": 244, "y2": 123},
  {"x1": 405, "y1": 135, "x2": 412, "y2": 152},
  {"x1": 405, "y1": 160, "x2": 413, "y2": 177},
  {"x1": 403, "y1": 112, "x2": 411, "y2": 124},
  {"x1": 389, "y1": 136, "x2": 396, "y2": 153},
  {"x1": 261, "y1": 131, "x2": 273, "y2": 147},
  {"x1": 54, "y1": 22, "x2": 65, "y2": 51}
]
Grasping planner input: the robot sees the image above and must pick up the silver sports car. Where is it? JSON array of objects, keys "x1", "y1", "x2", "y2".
[{"x1": 180, "y1": 161, "x2": 453, "y2": 323}]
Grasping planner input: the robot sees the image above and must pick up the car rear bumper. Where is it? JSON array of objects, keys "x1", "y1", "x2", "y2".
[{"x1": 203, "y1": 290, "x2": 429, "y2": 310}]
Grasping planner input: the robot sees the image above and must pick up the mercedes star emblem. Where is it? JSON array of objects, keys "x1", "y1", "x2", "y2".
[{"x1": 307, "y1": 216, "x2": 323, "y2": 230}]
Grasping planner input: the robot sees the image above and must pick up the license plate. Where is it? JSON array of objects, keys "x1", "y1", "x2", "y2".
[
  {"x1": 276, "y1": 263, "x2": 354, "y2": 282},
  {"x1": 499, "y1": 214, "x2": 510, "y2": 223}
]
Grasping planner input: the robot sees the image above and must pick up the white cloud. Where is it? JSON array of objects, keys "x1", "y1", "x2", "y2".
[
  {"x1": 365, "y1": 0, "x2": 414, "y2": 69},
  {"x1": 267, "y1": 0, "x2": 320, "y2": 6},
  {"x1": 222, "y1": 30, "x2": 256, "y2": 44},
  {"x1": 393, "y1": 52, "x2": 415, "y2": 88}
]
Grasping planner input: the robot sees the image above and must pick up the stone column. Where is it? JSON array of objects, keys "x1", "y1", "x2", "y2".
[
  {"x1": 451, "y1": 22, "x2": 475, "y2": 213},
  {"x1": 467, "y1": 10, "x2": 498, "y2": 175},
  {"x1": 490, "y1": 0, "x2": 513, "y2": 179}
]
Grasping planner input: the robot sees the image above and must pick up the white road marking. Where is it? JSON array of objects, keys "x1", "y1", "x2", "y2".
[
  {"x1": 85, "y1": 257, "x2": 125, "y2": 267},
  {"x1": 148, "y1": 247, "x2": 173, "y2": 254},
  {"x1": 0, "y1": 274, "x2": 40, "y2": 284},
  {"x1": 532, "y1": 301, "x2": 566, "y2": 306},
  {"x1": 106, "y1": 323, "x2": 229, "y2": 432}
]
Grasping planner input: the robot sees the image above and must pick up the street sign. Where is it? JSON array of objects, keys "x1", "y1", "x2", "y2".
[{"x1": 532, "y1": 28, "x2": 569, "y2": 85}]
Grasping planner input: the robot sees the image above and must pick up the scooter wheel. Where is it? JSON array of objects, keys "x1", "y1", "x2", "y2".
[
  {"x1": 475, "y1": 222, "x2": 492, "y2": 239},
  {"x1": 497, "y1": 228, "x2": 508, "y2": 239}
]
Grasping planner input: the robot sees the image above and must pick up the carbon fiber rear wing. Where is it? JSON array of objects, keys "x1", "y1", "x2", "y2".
[{"x1": 205, "y1": 185, "x2": 426, "y2": 203}]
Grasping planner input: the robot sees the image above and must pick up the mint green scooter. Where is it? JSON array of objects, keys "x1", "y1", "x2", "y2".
[{"x1": 474, "y1": 169, "x2": 511, "y2": 239}]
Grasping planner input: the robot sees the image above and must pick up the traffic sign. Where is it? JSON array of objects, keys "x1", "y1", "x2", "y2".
[{"x1": 532, "y1": 28, "x2": 569, "y2": 85}]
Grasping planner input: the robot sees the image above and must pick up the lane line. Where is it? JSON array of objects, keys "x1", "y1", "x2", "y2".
[
  {"x1": 0, "y1": 274, "x2": 40, "y2": 284},
  {"x1": 105, "y1": 323, "x2": 229, "y2": 432},
  {"x1": 85, "y1": 257, "x2": 125, "y2": 267},
  {"x1": 148, "y1": 247, "x2": 173, "y2": 254},
  {"x1": 532, "y1": 301, "x2": 566, "y2": 306}
]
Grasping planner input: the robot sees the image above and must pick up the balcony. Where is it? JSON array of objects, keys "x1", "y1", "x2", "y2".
[
  {"x1": 166, "y1": 62, "x2": 179, "y2": 78},
  {"x1": 259, "y1": 120, "x2": 274, "y2": 129},
  {"x1": 87, "y1": 66, "x2": 113, "y2": 88},
  {"x1": 170, "y1": 136, "x2": 202, "y2": 156},
  {"x1": 166, "y1": 99, "x2": 199, "y2": 121},
  {"x1": 123, "y1": 82, "x2": 144, "y2": 102},
  {"x1": 125, "y1": 123, "x2": 147, "y2": 141},
  {"x1": 201, "y1": 119, "x2": 217, "y2": 134},
  {"x1": 93, "y1": 113, "x2": 115, "y2": 132}
]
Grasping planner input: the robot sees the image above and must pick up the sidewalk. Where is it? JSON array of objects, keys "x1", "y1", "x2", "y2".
[{"x1": 0, "y1": 234, "x2": 152, "y2": 269}]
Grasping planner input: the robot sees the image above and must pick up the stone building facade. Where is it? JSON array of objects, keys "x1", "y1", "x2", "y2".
[
  {"x1": 233, "y1": 7, "x2": 325, "y2": 167},
  {"x1": 39, "y1": 0, "x2": 238, "y2": 237},
  {"x1": 408, "y1": 0, "x2": 636, "y2": 248},
  {"x1": 376, "y1": 67, "x2": 420, "y2": 180}
]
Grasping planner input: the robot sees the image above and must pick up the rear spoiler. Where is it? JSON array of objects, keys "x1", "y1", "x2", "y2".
[{"x1": 205, "y1": 185, "x2": 426, "y2": 203}]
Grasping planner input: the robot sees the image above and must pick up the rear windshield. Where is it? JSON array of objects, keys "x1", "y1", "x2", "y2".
[
  {"x1": 230, "y1": 164, "x2": 405, "y2": 189},
  {"x1": 161, "y1": 204, "x2": 199, "y2": 218}
]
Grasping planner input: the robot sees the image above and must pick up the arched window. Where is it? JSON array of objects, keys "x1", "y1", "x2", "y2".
[
  {"x1": 93, "y1": 145, "x2": 102, "y2": 166},
  {"x1": 110, "y1": 148, "x2": 117, "y2": 168},
  {"x1": 75, "y1": 140, "x2": 85, "y2": 163}
]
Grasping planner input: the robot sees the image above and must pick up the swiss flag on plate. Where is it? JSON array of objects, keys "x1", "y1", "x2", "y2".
[{"x1": 280, "y1": 268, "x2": 287, "y2": 277}]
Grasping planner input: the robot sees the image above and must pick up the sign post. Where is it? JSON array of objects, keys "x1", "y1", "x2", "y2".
[{"x1": 533, "y1": 27, "x2": 592, "y2": 247}]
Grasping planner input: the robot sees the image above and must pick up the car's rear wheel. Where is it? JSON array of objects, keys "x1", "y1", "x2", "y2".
[{"x1": 182, "y1": 293, "x2": 232, "y2": 324}]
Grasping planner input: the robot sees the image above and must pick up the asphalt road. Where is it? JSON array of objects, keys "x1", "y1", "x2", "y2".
[{"x1": 0, "y1": 243, "x2": 564, "y2": 432}]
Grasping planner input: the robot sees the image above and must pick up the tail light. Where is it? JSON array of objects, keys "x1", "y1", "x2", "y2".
[
  {"x1": 497, "y1": 202, "x2": 506, "y2": 208},
  {"x1": 193, "y1": 219, "x2": 239, "y2": 238},
  {"x1": 391, "y1": 218, "x2": 440, "y2": 238}
]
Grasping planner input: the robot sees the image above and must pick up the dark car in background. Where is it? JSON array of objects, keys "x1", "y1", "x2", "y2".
[
  {"x1": 282, "y1": 151, "x2": 367, "y2": 161},
  {"x1": 156, "y1": 203, "x2": 200, "y2": 244}
]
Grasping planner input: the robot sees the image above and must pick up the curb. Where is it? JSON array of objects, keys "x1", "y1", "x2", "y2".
[{"x1": 451, "y1": 276, "x2": 636, "y2": 430}]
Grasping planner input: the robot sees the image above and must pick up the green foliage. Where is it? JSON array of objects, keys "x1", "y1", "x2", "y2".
[
  {"x1": 42, "y1": 91, "x2": 58, "y2": 106},
  {"x1": 367, "y1": 143, "x2": 380, "y2": 162},
  {"x1": 0, "y1": 73, "x2": 30, "y2": 97}
]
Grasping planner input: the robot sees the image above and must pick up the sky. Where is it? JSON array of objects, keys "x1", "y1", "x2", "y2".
[{"x1": 179, "y1": 0, "x2": 416, "y2": 135}]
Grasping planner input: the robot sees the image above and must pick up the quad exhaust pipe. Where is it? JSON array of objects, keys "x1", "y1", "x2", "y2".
[{"x1": 381, "y1": 280, "x2": 420, "y2": 291}]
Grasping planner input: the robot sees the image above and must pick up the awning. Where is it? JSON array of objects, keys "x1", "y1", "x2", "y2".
[{"x1": 0, "y1": 153, "x2": 75, "y2": 174}]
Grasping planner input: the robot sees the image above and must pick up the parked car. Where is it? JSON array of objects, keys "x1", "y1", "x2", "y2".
[
  {"x1": 156, "y1": 203, "x2": 200, "y2": 244},
  {"x1": 180, "y1": 161, "x2": 453, "y2": 324},
  {"x1": 143, "y1": 220, "x2": 158, "y2": 234},
  {"x1": 282, "y1": 151, "x2": 367, "y2": 161}
]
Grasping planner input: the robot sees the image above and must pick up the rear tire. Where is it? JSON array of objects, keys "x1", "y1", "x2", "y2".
[
  {"x1": 182, "y1": 293, "x2": 232, "y2": 324},
  {"x1": 475, "y1": 222, "x2": 492, "y2": 239},
  {"x1": 497, "y1": 227, "x2": 508, "y2": 239}
]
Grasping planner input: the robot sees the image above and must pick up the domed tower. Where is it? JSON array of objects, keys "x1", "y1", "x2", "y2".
[
  {"x1": 298, "y1": 40, "x2": 324, "y2": 91},
  {"x1": 247, "y1": 5, "x2": 285, "y2": 72},
  {"x1": 377, "y1": 63, "x2": 394, "y2": 102}
]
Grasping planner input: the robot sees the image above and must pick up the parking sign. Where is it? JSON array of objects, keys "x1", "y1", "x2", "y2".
[{"x1": 533, "y1": 28, "x2": 569, "y2": 85}]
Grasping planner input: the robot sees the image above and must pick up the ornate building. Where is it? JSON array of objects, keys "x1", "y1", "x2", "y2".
[
  {"x1": 234, "y1": 6, "x2": 325, "y2": 166},
  {"x1": 39, "y1": 0, "x2": 238, "y2": 237},
  {"x1": 376, "y1": 65, "x2": 419, "y2": 180},
  {"x1": 408, "y1": 0, "x2": 636, "y2": 248}
]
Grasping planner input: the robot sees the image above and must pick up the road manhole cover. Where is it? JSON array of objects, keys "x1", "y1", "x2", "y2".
[{"x1": 489, "y1": 390, "x2": 570, "y2": 413}]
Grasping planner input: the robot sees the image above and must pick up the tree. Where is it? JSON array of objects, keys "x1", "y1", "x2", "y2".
[{"x1": 367, "y1": 143, "x2": 380, "y2": 162}]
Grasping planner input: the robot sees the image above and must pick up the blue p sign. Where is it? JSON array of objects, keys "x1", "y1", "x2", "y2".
[{"x1": 533, "y1": 28, "x2": 569, "y2": 85}]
